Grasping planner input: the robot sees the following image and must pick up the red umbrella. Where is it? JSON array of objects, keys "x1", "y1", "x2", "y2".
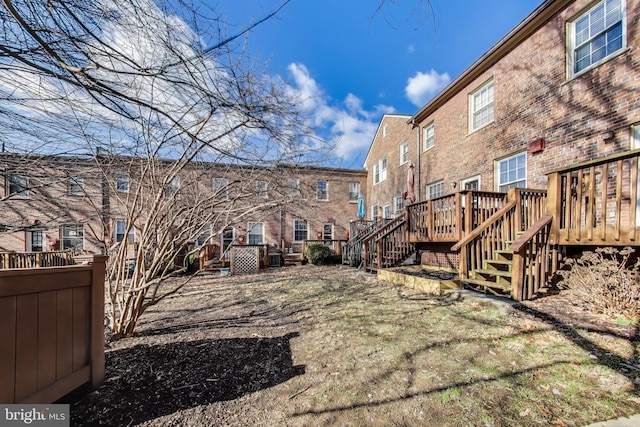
[{"x1": 405, "y1": 161, "x2": 416, "y2": 204}]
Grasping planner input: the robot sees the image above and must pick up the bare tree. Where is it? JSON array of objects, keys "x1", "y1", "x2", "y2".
[{"x1": 0, "y1": 0, "x2": 327, "y2": 336}]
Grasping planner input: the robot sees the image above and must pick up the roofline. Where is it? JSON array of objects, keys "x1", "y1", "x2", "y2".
[
  {"x1": 409, "y1": 0, "x2": 570, "y2": 125},
  {"x1": 363, "y1": 113, "x2": 412, "y2": 168}
]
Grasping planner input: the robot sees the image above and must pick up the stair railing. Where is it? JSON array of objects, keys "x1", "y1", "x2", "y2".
[
  {"x1": 363, "y1": 214, "x2": 406, "y2": 271},
  {"x1": 376, "y1": 215, "x2": 414, "y2": 269},
  {"x1": 342, "y1": 220, "x2": 384, "y2": 266}
]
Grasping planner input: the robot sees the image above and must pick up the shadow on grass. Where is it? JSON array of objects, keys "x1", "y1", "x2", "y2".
[{"x1": 69, "y1": 333, "x2": 305, "y2": 426}]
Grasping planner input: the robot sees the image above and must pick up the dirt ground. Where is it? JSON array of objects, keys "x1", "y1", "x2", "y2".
[{"x1": 69, "y1": 265, "x2": 640, "y2": 426}]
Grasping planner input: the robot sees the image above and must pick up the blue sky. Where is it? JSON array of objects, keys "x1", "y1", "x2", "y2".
[{"x1": 219, "y1": 0, "x2": 543, "y2": 168}]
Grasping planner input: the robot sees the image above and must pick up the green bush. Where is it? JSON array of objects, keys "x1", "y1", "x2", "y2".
[
  {"x1": 558, "y1": 247, "x2": 640, "y2": 322},
  {"x1": 304, "y1": 242, "x2": 333, "y2": 265}
]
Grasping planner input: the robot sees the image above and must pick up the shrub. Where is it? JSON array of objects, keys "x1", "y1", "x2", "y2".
[
  {"x1": 557, "y1": 247, "x2": 640, "y2": 322},
  {"x1": 304, "y1": 242, "x2": 333, "y2": 265}
]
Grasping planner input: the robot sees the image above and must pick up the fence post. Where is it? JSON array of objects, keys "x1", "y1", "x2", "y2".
[{"x1": 511, "y1": 250, "x2": 524, "y2": 301}]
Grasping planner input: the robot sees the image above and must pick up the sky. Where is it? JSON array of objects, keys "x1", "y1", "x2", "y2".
[{"x1": 217, "y1": 0, "x2": 544, "y2": 169}]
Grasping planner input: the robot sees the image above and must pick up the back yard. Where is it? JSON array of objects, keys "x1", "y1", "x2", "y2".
[{"x1": 71, "y1": 265, "x2": 640, "y2": 426}]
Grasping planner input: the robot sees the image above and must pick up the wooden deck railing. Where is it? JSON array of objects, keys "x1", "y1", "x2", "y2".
[
  {"x1": 0, "y1": 256, "x2": 107, "y2": 403},
  {"x1": 407, "y1": 191, "x2": 506, "y2": 242},
  {"x1": 0, "y1": 251, "x2": 76, "y2": 269},
  {"x1": 547, "y1": 149, "x2": 640, "y2": 245},
  {"x1": 364, "y1": 215, "x2": 406, "y2": 272},
  {"x1": 375, "y1": 215, "x2": 413, "y2": 270},
  {"x1": 342, "y1": 220, "x2": 380, "y2": 266}
]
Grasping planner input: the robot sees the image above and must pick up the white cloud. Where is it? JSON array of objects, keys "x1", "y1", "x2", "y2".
[
  {"x1": 286, "y1": 63, "x2": 395, "y2": 165},
  {"x1": 405, "y1": 69, "x2": 451, "y2": 107}
]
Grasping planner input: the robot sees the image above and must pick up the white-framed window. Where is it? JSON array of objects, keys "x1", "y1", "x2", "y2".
[
  {"x1": 293, "y1": 219, "x2": 308, "y2": 242},
  {"x1": 114, "y1": 219, "x2": 135, "y2": 244},
  {"x1": 400, "y1": 141, "x2": 409, "y2": 165},
  {"x1": 317, "y1": 181, "x2": 328, "y2": 201},
  {"x1": 164, "y1": 176, "x2": 180, "y2": 197},
  {"x1": 221, "y1": 227, "x2": 234, "y2": 255},
  {"x1": 349, "y1": 182, "x2": 360, "y2": 202},
  {"x1": 383, "y1": 205, "x2": 391, "y2": 219},
  {"x1": 115, "y1": 172, "x2": 129, "y2": 192},
  {"x1": 255, "y1": 180, "x2": 268, "y2": 199},
  {"x1": 371, "y1": 204, "x2": 379, "y2": 221},
  {"x1": 27, "y1": 229, "x2": 44, "y2": 252},
  {"x1": 195, "y1": 223, "x2": 212, "y2": 246},
  {"x1": 470, "y1": 79, "x2": 494, "y2": 132},
  {"x1": 213, "y1": 178, "x2": 228, "y2": 201},
  {"x1": 497, "y1": 152, "x2": 527, "y2": 192},
  {"x1": 373, "y1": 157, "x2": 387, "y2": 185},
  {"x1": 7, "y1": 173, "x2": 28, "y2": 197},
  {"x1": 247, "y1": 222, "x2": 264, "y2": 244},
  {"x1": 68, "y1": 175, "x2": 84, "y2": 196},
  {"x1": 461, "y1": 175, "x2": 481, "y2": 191},
  {"x1": 289, "y1": 179, "x2": 300, "y2": 197},
  {"x1": 323, "y1": 223, "x2": 333, "y2": 240},
  {"x1": 569, "y1": 0, "x2": 624, "y2": 77},
  {"x1": 423, "y1": 122, "x2": 435, "y2": 151},
  {"x1": 632, "y1": 123, "x2": 640, "y2": 149},
  {"x1": 383, "y1": 123, "x2": 388, "y2": 137},
  {"x1": 427, "y1": 181, "x2": 445, "y2": 200},
  {"x1": 393, "y1": 193, "x2": 403, "y2": 216},
  {"x1": 61, "y1": 224, "x2": 83, "y2": 251}
]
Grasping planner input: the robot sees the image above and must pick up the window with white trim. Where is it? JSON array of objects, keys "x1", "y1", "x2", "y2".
[
  {"x1": 213, "y1": 178, "x2": 228, "y2": 200},
  {"x1": 348, "y1": 182, "x2": 360, "y2": 202},
  {"x1": 28, "y1": 229, "x2": 44, "y2": 252},
  {"x1": 293, "y1": 219, "x2": 308, "y2": 242},
  {"x1": 394, "y1": 193, "x2": 403, "y2": 216},
  {"x1": 569, "y1": 0, "x2": 624, "y2": 76},
  {"x1": 632, "y1": 123, "x2": 640, "y2": 149},
  {"x1": 7, "y1": 173, "x2": 28, "y2": 197},
  {"x1": 383, "y1": 124, "x2": 388, "y2": 137},
  {"x1": 317, "y1": 180, "x2": 328, "y2": 200},
  {"x1": 427, "y1": 181, "x2": 444, "y2": 200},
  {"x1": 114, "y1": 219, "x2": 135, "y2": 244},
  {"x1": 247, "y1": 222, "x2": 264, "y2": 244},
  {"x1": 289, "y1": 179, "x2": 300, "y2": 197},
  {"x1": 373, "y1": 157, "x2": 387, "y2": 185},
  {"x1": 423, "y1": 122, "x2": 435, "y2": 151},
  {"x1": 400, "y1": 141, "x2": 409, "y2": 165},
  {"x1": 256, "y1": 180, "x2": 268, "y2": 199},
  {"x1": 497, "y1": 152, "x2": 527, "y2": 192},
  {"x1": 115, "y1": 172, "x2": 129, "y2": 192},
  {"x1": 322, "y1": 223, "x2": 333, "y2": 240},
  {"x1": 61, "y1": 224, "x2": 84, "y2": 251},
  {"x1": 164, "y1": 176, "x2": 180, "y2": 197},
  {"x1": 371, "y1": 204, "x2": 378, "y2": 221},
  {"x1": 383, "y1": 205, "x2": 391, "y2": 220},
  {"x1": 470, "y1": 79, "x2": 494, "y2": 132},
  {"x1": 461, "y1": 175, "x2": 481, "y2": 191},
  {"x1": 68, "y1": 175, "x2": 84, "y2": 196}
]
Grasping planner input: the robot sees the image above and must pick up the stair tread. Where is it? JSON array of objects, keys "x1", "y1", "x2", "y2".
[
  {"x1": 473, "y1": 268, "x2": 513, "y2": 277},
  {"x1": 485, "y1": 259, "x2": 513, "y2": 265},
  {"x1": 462, "y1": 278, "x2": 512, "y2": 291}
]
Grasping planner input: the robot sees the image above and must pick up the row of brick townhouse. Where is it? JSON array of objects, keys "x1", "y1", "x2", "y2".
[{"x1": 0, "y1": 153, "x2": 367, "y2": 258}]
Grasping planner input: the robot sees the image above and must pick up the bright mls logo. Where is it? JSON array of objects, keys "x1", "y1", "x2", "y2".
[{"x1": 1, "y1": 405, "x2": 69, "y2": 426}]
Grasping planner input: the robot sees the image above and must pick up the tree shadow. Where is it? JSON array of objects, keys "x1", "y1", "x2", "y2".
[{"x1": 68, "y1": 333, "x2": 305, "y2": 426}]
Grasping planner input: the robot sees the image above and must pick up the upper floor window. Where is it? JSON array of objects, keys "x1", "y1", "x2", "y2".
[
  {"x1": 470, "y1": 79, "x2": 494, "y2": 132},
  {"x1": 294, "y1": 219, "x2": 308, "y2": 242},
  {"x1": 164, "y1": 176, "x2": 180, "y2": 198},
  {"x1": 213, "y1": 178, "x2": 228, "y2": 201},
  {"x1": 373, "y1": 157, "x2": 387, "y2": 185},
  {"x1": 497, "y1": 152, "x2": 527, "y2": 192},
  {"x1": 289, "y1": 179, "x2": 300, "y2": 197},
  {"x1": 570, "y1": 0, "x2": 624, "y2": 76},
  {"x1": 383, "y1": 123, "x2": 388, "y2": 137},
  {"x1": 7, "y1": 173, "x2": 28, "y2": 197},
  {"x1": 427, "y1": 181, "x2": 444, "y2": 200},
  {"x1": 317, "y1": 180, "x2": 328, "y2": 201},
  {"x1": 348, "y1": 182, "x2": 360, "y2": 202},
  {"x1": 423, "y1": 122, "x2": 435, "y2": 151},
  {"x1": 68, "y1": 175, "x2": 84, "y2": 196},
  {"x1": 256, "y1": 180, "x2": 268, "y2": 199},
  {"x1": 115, "y1": 172, "x2": 129, "y2": 192},
  {"x1": 400, "y1": 141, "x2": 409, "y2": 165}
]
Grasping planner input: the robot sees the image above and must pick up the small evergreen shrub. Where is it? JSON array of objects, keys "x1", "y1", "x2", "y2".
[
  {"x1": 304, "y1": 242, "x2": 333, "y2": 265},
  {"x1": 557, "y1": 247, "x2": 640, "y2": 322}
]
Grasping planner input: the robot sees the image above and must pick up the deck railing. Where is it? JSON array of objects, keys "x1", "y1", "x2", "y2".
[
  {"x1": 375, "y1": 215, "x2": 414, "y2": 270},
  {"x1": 342, "y1": 220, "x2": 386, "y2": 267},
  {"x1": 547, "y1": 149, "x2": 640, "y2": 245},
  {"x1": 363, "y1": 214, "x2": 406, "y2": 271},
  {"x1": 0, "y1": 251, "x2": 76, "y2": 269}
]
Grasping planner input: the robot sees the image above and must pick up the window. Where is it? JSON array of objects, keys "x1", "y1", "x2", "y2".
[
  {"x1": 196, "y1": 223, "x2": 212, "y2": 246},
  {"x1": 317, "y1": 181, "x2": 328, "y2": 200},
  {"x1": 114, "y1": 219, "x2": 135, "y2": 244},
  {"x1": 68, "y1": 175, "x2": 84, "y2": 196},
  {"x1": 323, "y1": 223, "x2": 333, "y2": 240},
  {"x1": 221, "y1": 227, "x2": 234, "y2": 255},
  {"x1": 423, "y1": 122, "x2": 435, "y2": 151},
  {"x1": 61, "y1": 224, "x2": 83, "y2": 251},
  {"x1": 373, "y1": 157, "x2": 387, "y2": 185},
  {"x1": 427, "y1": 181, "x2": 445, "y2": 200},
  {"x1": 371, "y1": 204, "x2": 378, "y2": 221},
  {"x1": 632, "y1": 123, "x2": 640, "y2": 149},
  {"x1": 294, "y1": 219, "x2": 308, "y2": 242},
  {"x1": 461, "y1": 175, "x2": 481, "y2": 191},
  {"x1": 470, "y1": 79, "x2": 494, "y2": 132},
  {"x1": 164, "y1": 176, "x2": 180, "y2": 197},
  {"x1": 256, "y1": 180, "x2": 268, "y2": 199},
  {"x1": 247, "y1": 222, "x2": 264, "y2": 244},
  {"x1": 383, "y1": 205, "x2": 391, "y2": 219},
  {"x1": 289, "y1": 179, "x2": 300, "y2": 197},
  {"x1": 348, "y1": 182, "x2": 360, "y2": 202},
  {"x1": 7, "y1": 173, "x2": 28, "y2": 197},
  {"x1": 28, "y1": 229, "x2": 44, "y2": 252},
  {"x1": 394, "y1": 193, "x2": 404, "y2": 216},
  {"x1": 497, "y1": 152, "x2": 527, "y2": 192},
  {"x1": 115, "y1": 173, "x2": 129, "y2": 192},
  {"x1": 400, "y1": 141, "x2": 409, "y2": 165},
  {"x1": 213, "y1": 178, "x2": 228, "y2": 201},
  {"x1": 570, "y1": 0, "x2": 624, "y2": 76},
  {"x1": 383, "y1": 123, "x2": 388, "y2": 137}
]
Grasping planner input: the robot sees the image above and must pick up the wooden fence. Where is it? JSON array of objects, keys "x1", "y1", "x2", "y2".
[
  {"x1": 0, "y1": 251, "x2": 76, "y2": 269},
  {"x1": 0, "y1": 255, "x2": 107, "y2": 403}
]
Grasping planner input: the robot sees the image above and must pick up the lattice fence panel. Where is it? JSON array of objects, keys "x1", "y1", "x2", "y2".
[{"x1": 231, "y1": 246, "x2": 260, "y2": 274}]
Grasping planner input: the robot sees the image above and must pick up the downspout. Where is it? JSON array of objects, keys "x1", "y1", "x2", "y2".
[{"x1": 413, "y1": 120, "x2": 421, "y2": 201}]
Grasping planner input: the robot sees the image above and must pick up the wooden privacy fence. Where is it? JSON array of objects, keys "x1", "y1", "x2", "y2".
[{"x1": 0, "y1": 255, "x2": 107, "y2": 403}]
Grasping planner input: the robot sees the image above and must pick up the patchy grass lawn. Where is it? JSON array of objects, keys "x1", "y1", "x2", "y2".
[{"x1": 71, "y1": 265, "x2": 640, "y2": 426}]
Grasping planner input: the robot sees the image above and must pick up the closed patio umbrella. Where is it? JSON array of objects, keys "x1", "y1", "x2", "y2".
[
  {"x1": 357, "y1": 192, "x2": 365, "y2": 219},
  {"x1": 405, "y1": 161, "x2": 416, "y2": 204}
]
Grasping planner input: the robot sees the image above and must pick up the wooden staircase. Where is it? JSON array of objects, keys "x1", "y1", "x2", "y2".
[{"x1": 463, "y1": 237, "x2": 521, "y2": 296}]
